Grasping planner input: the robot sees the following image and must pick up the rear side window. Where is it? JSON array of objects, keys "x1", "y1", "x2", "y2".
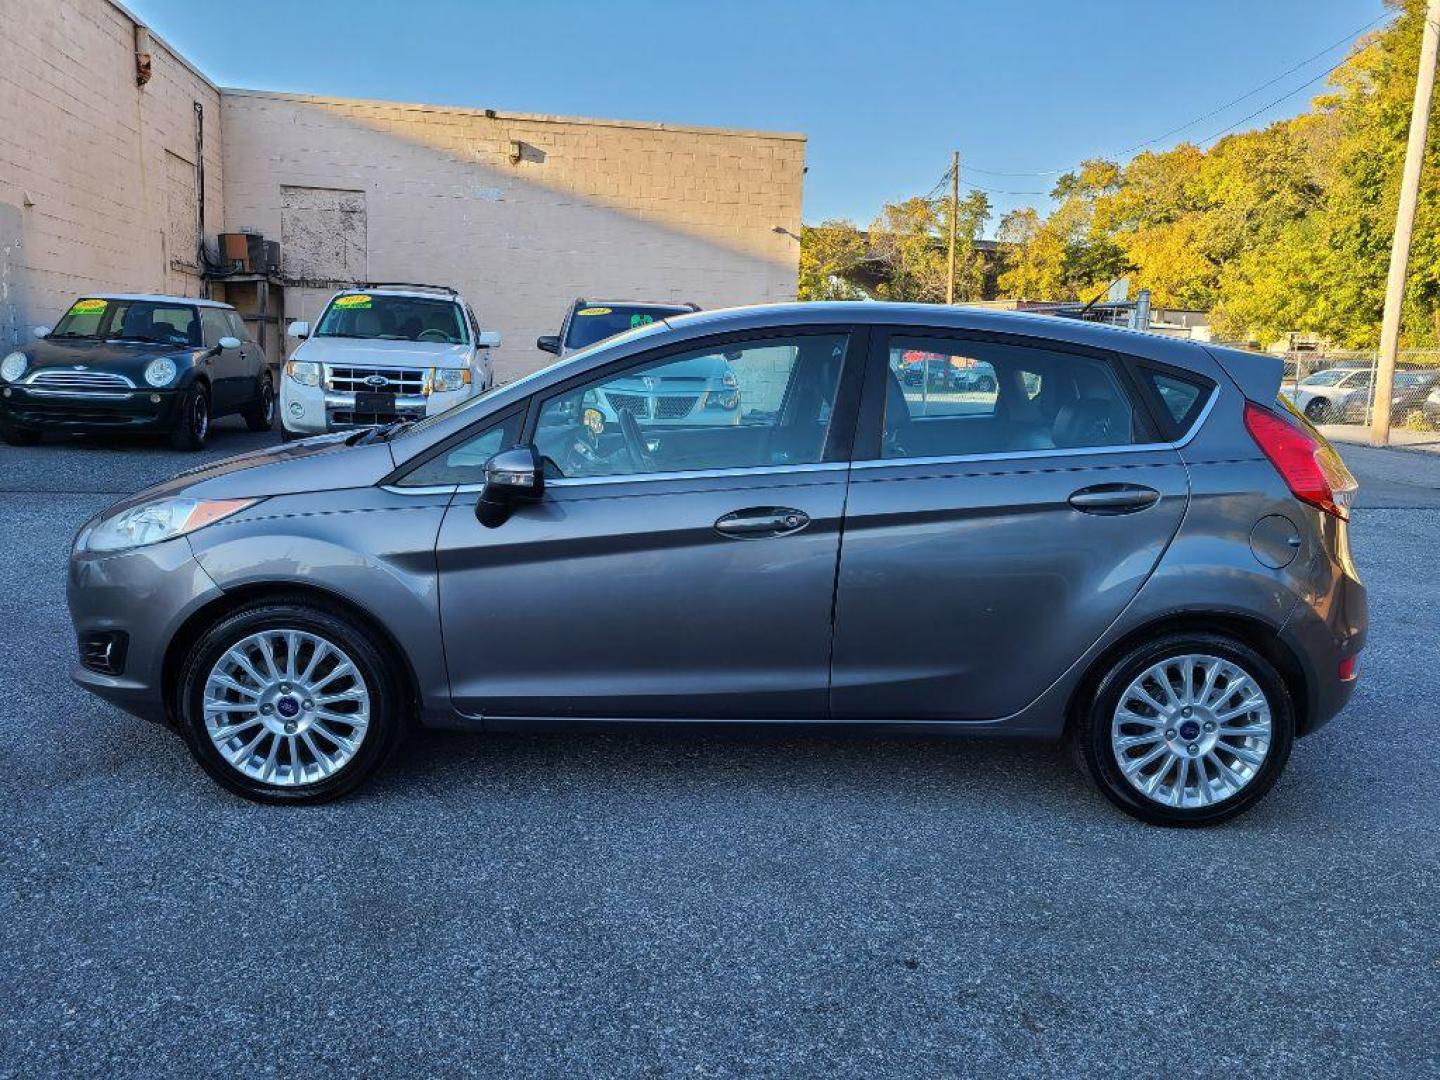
[
  {"x1": 1138, "y1": 367, "x2": 1213, "y2": 437},
  {"x1": 880, "y1": 336, "x2": 1139, "y2": 458}
]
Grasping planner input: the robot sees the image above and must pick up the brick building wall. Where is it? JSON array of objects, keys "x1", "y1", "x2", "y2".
[
  {"x1": 220, "y1": 91, "x2": 805, "y2": 382},
  {"x1": 0, "y1": 0, "x2": 224, "y2": 347}
]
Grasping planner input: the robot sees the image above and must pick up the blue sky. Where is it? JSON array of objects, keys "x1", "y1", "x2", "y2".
[{"x1": 129, "y1": 0, "x2": 1389, "y2": 233}]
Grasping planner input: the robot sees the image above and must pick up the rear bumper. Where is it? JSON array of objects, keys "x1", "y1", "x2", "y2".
[
  {"x1": 1, "y1": 384, "x2": 186, "y2": 432},
  {"x1": 1280, "y1": 555, "x2": 1367, "y2": 737}
]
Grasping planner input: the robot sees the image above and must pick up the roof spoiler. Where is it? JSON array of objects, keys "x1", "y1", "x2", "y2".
[{"x1": 1204, "y1": 344, "x2": 1283, "y2": 404}]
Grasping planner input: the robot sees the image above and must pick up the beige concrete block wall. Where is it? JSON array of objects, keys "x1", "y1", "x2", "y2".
[
  {"x1": 220, "y1": 91, "x2": 804, "y2": 382},
  {"x1": 0, "y1": 0, "x2": 224, "y2": 347}
]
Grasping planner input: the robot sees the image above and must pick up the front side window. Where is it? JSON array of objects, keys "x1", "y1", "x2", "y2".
[
  {"x1": 397, "y1": 412, "x2": 523, "y2": 487},
  {"x1": 225, "y1": 311, "x2": 250, "y2": 342},
  {"x1": 880, "y1": 336, "x2": 1137, "y2": 458},
  {"x1": 535, "y1": 333, "x2": 849, "y2": 479},
  {"x1": 314, "y1": 294, "x2": 467, "y2": 345},
  {"x1": 49, "y1": 299, "x2": 200, "y2": 347},
  {"x1": 563, "y1": 304, "x2": 689, "y2": 351},
  {"x1": 200, "y1": 309, "x2": 230, "y2": 347}
]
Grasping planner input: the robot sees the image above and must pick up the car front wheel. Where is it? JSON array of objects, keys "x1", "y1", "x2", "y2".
[
  {"x1": 177, "y1": 601, "x2": 405, "y2": 803},
  {"x1": 1304, "y1": 398, "x2": 1331, "y2": 423},
  {"x1": 170, "y1": 387, "x2": 210, "y2": 450},
  {"x1": 1073, "y1": 633, "x2": 1294, "y2": 826}
]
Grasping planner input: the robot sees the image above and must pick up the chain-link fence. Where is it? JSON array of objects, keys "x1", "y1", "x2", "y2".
[{"x1": 1270, "y1": 348, "x2": 1440, "y2": 436}]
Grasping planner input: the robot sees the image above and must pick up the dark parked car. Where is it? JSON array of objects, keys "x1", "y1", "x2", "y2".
[
  {"x1": 1336, "y1": 369, "x2": 1440, "y2": 424},
  {"x1": 1, "y1": 294, "x2": 273, "y2": 449},
  {"x1": 67, "y1": 302, "x2": 1365, "y2": 825},
  {"x1": 537, "y1": 298, "x2": 700, "y2": 356}
]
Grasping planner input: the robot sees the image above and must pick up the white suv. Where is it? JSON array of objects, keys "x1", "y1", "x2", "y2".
[{"x1": 280, "y1": 284, "x2": 499, "y2": 440}]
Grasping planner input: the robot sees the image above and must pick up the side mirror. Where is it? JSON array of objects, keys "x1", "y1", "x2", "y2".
[
  {"x1": 287, "y1": 321, "x2": 310, "y2": 339},
  {"x1": 217, "y1": 336, "x2": 242, "y2": 350},
  {"x1": 476, "y1": 330, "x2": 502, "y2": 348},
  {"x1": 32, "y1": 326, "x2": 51, "y2": 340},
  {"x1": 536, "y1": 335, "x2": 561, "y2": 355},
  {"x1": 475, "y1": 444, "x2": 544, "y2": 528}
]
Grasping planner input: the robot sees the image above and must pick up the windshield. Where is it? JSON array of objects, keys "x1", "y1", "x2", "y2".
[
  {"x1": 49, "y1": 298, "x2": 201, "y2": 347},
  {"x1": 564, "y1": 304, "x2": 689, "y2": 350},
  {"x1": 1300, "y1": 369, "x2": 1350, "y2": 387},
  {"x1": 394, "y1": 318, "x2": 673, "y2": 442},
  {"x1": 315, "y1": 294, "x2": 467, "y2": 345}
]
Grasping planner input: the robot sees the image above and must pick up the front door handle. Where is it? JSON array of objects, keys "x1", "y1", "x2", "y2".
[
  {"x1": 1068, "y1": 483, "x2": 1161, "y2": 515},
  {"x1": 715, "y1": 507, "x2": 810, "y2": 538}
]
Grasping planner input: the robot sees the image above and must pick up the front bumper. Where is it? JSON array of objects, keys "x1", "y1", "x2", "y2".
[
  {"x1": 1, "y1": 384, "x2": 186, "y2": 431},
  {"x1": 67, "y1": 531, "x2": 224, "y2": 724},
  {"x1": 282, "y1": 381, "x2": 470, "y2": 434}
]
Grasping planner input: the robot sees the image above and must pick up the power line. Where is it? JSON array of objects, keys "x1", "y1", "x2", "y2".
[
  {"x1": 1117, "y1": 13, "x2": 1386, "y2": 154},
  {"x1": 962, "y1": 12, "x2": 1387, "y2": 179}
]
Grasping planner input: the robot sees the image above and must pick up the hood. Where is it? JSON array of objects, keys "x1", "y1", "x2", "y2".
[
  {"x1": 294, "y1": 337, "x2": 471, "y2": 368},
  {"x1": 17, "y1": 337, "x2": 200, "y2": 378},
  {"x1": 107, "y1": 433, "x2": 398, "y2": 513}
]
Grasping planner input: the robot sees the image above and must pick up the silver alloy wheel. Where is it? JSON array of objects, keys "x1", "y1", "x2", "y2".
[
  {"x1": 193, "y1": 392, "x2": 209, "y2": 440},
  {"x1": 261, "y1": 381, "x2": 275, "y2": 424},
  {"x1": 1111, "y1": 653, "x2": 1272, "y2": 809},
  {"x1": 202, "y1": 629, "x2": 370, "y2": 787}
]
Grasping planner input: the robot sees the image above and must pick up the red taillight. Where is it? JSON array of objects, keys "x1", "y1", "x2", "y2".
[
  {"x1": 1338, "y1": 654, "x2": 1359, "y2": 682},
  {"x1": 1244, "y1": 402, "x2": 1357, "y2": 520}
]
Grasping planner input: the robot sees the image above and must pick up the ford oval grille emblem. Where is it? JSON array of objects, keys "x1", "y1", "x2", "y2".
[{"x1": 364, "y1": 375, "x2": 390, "y2": 388}]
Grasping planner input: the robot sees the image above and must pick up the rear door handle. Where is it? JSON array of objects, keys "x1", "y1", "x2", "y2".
[
  {"x1": 1068, "y1": 483, "x2": 1161, "y2": 515},
  {"x1": 715, "y1": 507, "x2": 810, "y2": 538}
]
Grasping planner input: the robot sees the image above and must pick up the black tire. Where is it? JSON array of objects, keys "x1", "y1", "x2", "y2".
[
  {"x1": 976, "y1": 375, "x2": 996, "y2": 393},
  {"x1": 1, "y1": 424, "x2": 42, "y2": 446},
  {"x1": 1072, "y1": 632, "x2": 1295, "y2": 827},
  {"x1": 169, "y1": 386, "x2": 211, "y2": 450},
  {"x1": 242, "y1": 375, "x2": 276, "y2": 432},
  {"x1": 176, "y1": 601, "x2": 405, "y2": 804},
  {"x1": 1304, "y1": 398, "x2": 1331, "y2": 423},
  {"x1": 280, "y1": 424, "x2": 300, "y2": 443}
]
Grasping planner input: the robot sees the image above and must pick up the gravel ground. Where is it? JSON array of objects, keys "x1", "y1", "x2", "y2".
[{"x1": 0, "y1": 425, "x2": 1437, "y2": 1078}]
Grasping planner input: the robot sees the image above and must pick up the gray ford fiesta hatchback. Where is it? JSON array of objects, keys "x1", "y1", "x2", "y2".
[{"x1": 68, "y1": 303, "x2": 1365, "y2": 825}]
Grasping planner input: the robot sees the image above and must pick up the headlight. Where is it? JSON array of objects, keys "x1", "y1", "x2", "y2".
[
  {"x1": 1, "y1": 352, "x2": 26, "y2": 382},
  {"x1": 428, "y1": 368, "x2": 471, "y2": 394},
  {"x1": 286, "y1": 360, "x2": 321, "y2": 387},
  {"x1": 81, "y1": 496, "x2": 260, "y2": 553},
  {"x1": 144, "y1": 357, "x2": 177, "y2": 387}
]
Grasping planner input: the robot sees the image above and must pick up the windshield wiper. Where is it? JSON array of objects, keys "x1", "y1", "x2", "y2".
[{"x1": 349, "y1": 419, "x2": 416, "y2": 446}]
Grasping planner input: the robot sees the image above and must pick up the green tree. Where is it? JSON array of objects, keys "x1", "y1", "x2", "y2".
[{"x1": 797, "y1": 220, "x2": 870, "y2": 301}]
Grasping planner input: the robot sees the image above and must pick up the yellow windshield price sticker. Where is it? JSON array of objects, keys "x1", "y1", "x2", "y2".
[
  {"x1": 334, "y1": 294, "x2": 373, "y2": 309},
  {"x1": 70, "y1": 299, "x2": 107, "y2": 315},
  {"x1": 576, "y1": 307, "x2": 612, "y2": 316}
]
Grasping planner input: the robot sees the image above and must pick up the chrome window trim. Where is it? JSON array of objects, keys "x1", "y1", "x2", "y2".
[
  {"x1": 544, "y1": 461, "x2": 849, "y2": 490},
  {"x1": 854, "y1": 379, "x2": 1218, "y2": 471}
]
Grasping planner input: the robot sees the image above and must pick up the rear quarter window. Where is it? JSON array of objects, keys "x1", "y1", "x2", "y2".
[{"x1": 1137, "y1": 366, "x2": 1214, "y2": 439}]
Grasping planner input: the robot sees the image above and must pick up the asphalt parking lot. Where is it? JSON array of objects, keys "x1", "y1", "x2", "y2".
[{"x1": 1, "y1": 422, "x2": 1437, "y2": 1078}]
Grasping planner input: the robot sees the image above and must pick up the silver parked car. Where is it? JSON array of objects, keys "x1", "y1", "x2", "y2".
[{"x1": 68, "y1": 303, "x2": 1366, "y2": 825}]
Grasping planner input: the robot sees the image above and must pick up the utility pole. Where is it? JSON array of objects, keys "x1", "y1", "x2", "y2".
[
  {"x1": 1373, "y1": 0, "x2": 1440, "y2": 445},
  {"x1": 946, "y1": 151, "x2": 959, "y2": 305}
]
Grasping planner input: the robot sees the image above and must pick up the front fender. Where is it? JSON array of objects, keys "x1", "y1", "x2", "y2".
[{"x1": 186, "y1": 488, "x2": 453, "y2": 716}]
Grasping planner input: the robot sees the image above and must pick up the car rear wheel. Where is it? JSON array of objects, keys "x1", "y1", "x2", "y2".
[
  {"x1": 243, "y1": 375, "x2": 275, "y2": 432},
  {"x1": 1304, "y1": 398, "x2": 1331, "y2": 423},
  {"x1": 1073, "y1": 633, "x2": 1294, "y2": 826},
  {"x1": 177, "y1": 602, "x2": 404, "y2": 804},
  {"x1": 170, "y1": 386, "x2": 210, "y2": 450}
]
